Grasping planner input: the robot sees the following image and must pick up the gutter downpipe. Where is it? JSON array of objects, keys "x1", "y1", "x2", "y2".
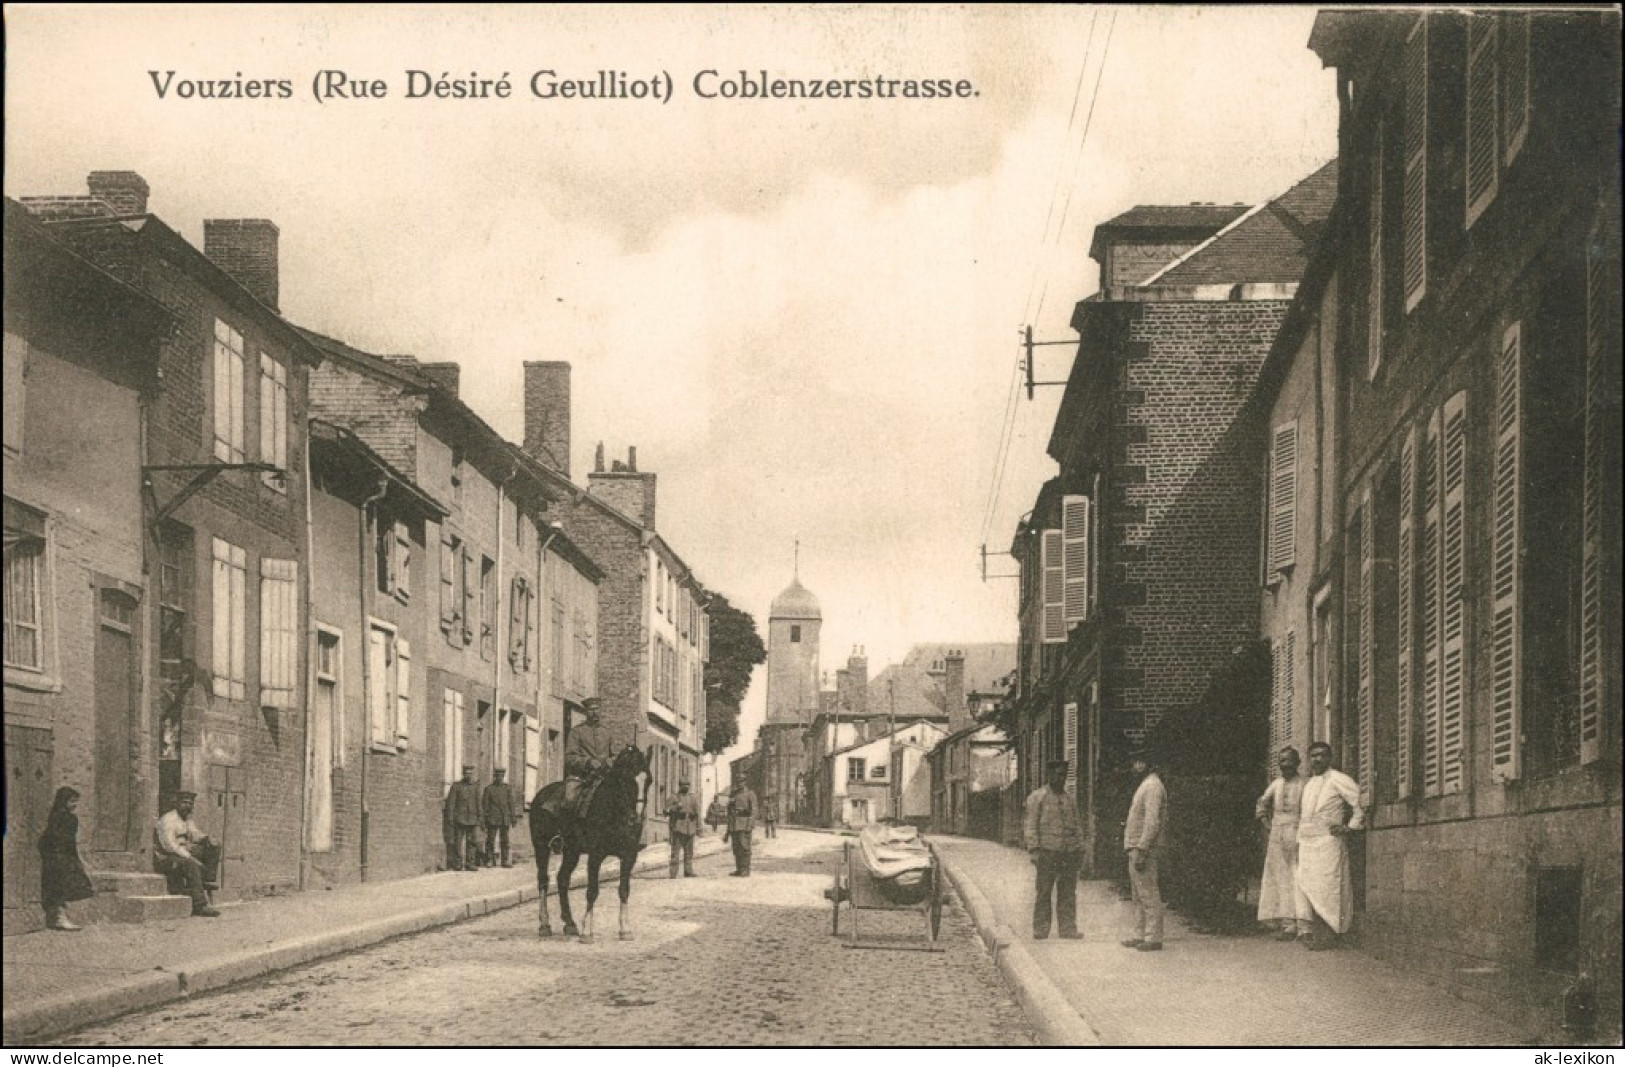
[{"x1": 357, "y1": 475, "x2": 390, "y2": 882}]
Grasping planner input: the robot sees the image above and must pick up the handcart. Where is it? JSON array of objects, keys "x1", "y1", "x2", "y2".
[{"x1": 826, "y1": 823, "x2": 944, "y2": 951}]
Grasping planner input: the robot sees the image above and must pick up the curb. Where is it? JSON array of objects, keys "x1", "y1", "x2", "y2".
[
  {"x1": 3, "y1": 838, "x2": 729, "y2": 1045},
  {"x1": 937, "y1": 849, "x2": 1103, "y2": 1048}
]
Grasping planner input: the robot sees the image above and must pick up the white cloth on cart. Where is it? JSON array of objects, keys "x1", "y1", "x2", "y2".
[{"x1": 857, "y1": 823, "x2": 932, "y2": 881}]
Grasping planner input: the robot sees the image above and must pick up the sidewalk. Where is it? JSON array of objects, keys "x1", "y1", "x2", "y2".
[
  {"x1": 931, "y1": 835, "x2": 1538, "y2": 1048},
  {"x1": 3, "y1": 836, "x2": 728, "y2": 1046}
]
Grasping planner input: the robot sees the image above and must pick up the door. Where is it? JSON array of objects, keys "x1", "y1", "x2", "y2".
[
  {"x1": 93, "y1": 588, "x2": 139, "y2": 852},
  {"x1": 306, "y1": 669, "x2": 336, "y2": 852},
  {"x1": 205, "y1": 765, "x2": 247, "y2": 889}
]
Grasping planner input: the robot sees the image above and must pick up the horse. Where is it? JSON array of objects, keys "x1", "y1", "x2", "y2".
[{"x1": 528, "y1": 744, "x2": 650, "y2": 941}]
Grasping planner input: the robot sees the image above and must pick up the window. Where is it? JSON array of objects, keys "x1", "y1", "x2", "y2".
[
  {"x1": 439, "y1": 530, "x2": 474, "y2": 646},
  {"x1": 212, "y1": 319, "x2": 246, "y2": 463},
  {"x1": 315, "y1": 628, "x2": 344, "y2": 767},
  {"x1": 790, "y1": 624, "x2": 801, "y2": 643},
  {"x1": 259, "y1": 353, "x2": 288, "y2": 490},
  {"x1": 377, "y1": 517, "x2": 411, "y2": 600},
  {"x1": 3, "y1": 500, "x2": 46, "y2": 671},
  {"x1": 259, "y1": 558, "x2": 298, "y2": 708},
  {"x1": 211, "y1": 537, "x2": 247, "y2": 699},
  {"x1": 847, "y1": 758, "x2": 865, "y2": 783}
]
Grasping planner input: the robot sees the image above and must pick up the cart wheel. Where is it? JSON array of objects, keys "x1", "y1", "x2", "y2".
[{"x1": 928, "y1": 866, "x2": 943, "y2": 941}]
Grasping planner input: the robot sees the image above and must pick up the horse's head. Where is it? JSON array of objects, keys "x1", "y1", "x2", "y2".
[{"x1": 609, "y1": 743, "x2": 650, "y2": 781}]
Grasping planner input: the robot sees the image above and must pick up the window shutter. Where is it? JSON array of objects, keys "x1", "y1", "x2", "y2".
[
  {"x1": 1491, "y1": 323, "x2": 1523, "y2": 782},
  {"x1": 1063, "y1": 701, "x2": 1078, "y2": 796},
  {"x1": 394, "y1": 522, "x2": 411, "y2": 598},
  {"x1": 1369, "y1": 122, "x2": 1385, "y2": 378},
  {"x1": 395, "y1": 638, "x2": 411, "y2": 745},
  {"x1": 509, "y1": 577, "x2": 525, "y2": 666},
  {"x1": 212, "y1": 538, "x2": 232, "y2": 696},
  {"x1": 1090, "y1": 472, "x2": 1102, "y2": 617},
  {"x1": 1502, "y1": 13, "x2": 1530, "y2": 165},
  {"x1": 1465, "y1": 14, "x2": 1500, "y2": 228},
  {"x1": 1061, "y1": 494, "x2": 1091, "y2": 624},
  {"x1": 1358, "y1": 488, "x2": 1375, "y2": 805},
  {"x1": 1439, "y1": 393, "x2": 1468, "y2": 793},
  {"x1": 439, "y1": 531, "x2": 456, "y2": 629},
  {"x1": 1270, "y1": 635, "x2": 1286, "y2": 762},
  {"x1": 368, "y1": 628, "x2": 389, "y2": 745},
  {"x1": 1396, "y1": 428, "x2": 1417, "y2": 800},
  {"x1": 524, "y1": 714, "x2": 541, "y2": 802},
  {"x1": 523, "y1": 583, "x2": 536, "y2": 671},
  {"x1": 259, "y1": 559, "x2": 298, "y2": 708},
  {"x1": 229, "y1": 545, "x2": 246, "y2": 699},
  {"x1": 1579, "y1": 220, "x2": 1608, "y2": 765},
  {"x1": 1269, "y1": 421, "x2": 1299, "y2": 573},
  {"x1": 461, "y1": 545, "x2": 476, "y2": 643},
  {"x1": 1420, "y1": 411, "x2": 1444, "y2": 795},
  {"x1": 1284, "y1": 629, "x2": 1296, "y2": 760},
  {"x1": 1403, "y1": 16, "x2": 1429, "y2": 312},
  {"x1": 1040, "y1": 529, "x2": 1065, "y2": 644},
  {"x1": 259, "y1": 354, "x2": 275, "y2": 470}
]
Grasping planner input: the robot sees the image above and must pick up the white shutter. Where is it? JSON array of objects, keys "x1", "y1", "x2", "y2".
[
  {"x1": 1270, "y1": 635, "x2": 1286, "y2": 762},
  {"x1": 212, "y1": 538, "x2": 232, "y2": 696},
  {"x1": 260, "y1": 354, "x2": 275, "y2": 470},
  {"x1": 213, "y1": 324, "x2": 232, "y2": 462},
  {"x1": 1061, "y1": 495, "x2": 1091, "y2": 624},
  {"x1": 1040, "y1": 529, "x2": 1065, "y2": 644},
  {"x1": 1440, "y1": 393, "x2": 1468, "y2": 794},
  {"x1": 1421, "y1": 411, "x2": 1444, "y2": 795},
  {"x1": 1502, "y1": 13, "x2": 1530, "y2": 165},
  {"x1": 1396, "y1": 428, "x2": 1417, "y2": 800},
  {"x1": 229, "y1": 544, "x2": 246, "y2": 699},
  {"x1": 1063, "y1": 701, "x2": 1078, "y2": 796},
  {"x1": 1465, "y1": 14, "x2": 1500, "y2": 228},
  {"x1": 461, "y1": 546, "x2": 476, "y2": 643},
  {"x1": 259, "y1": 558, "x2": 298, "y2": 708},
  {"x1": 1284, "y1": 629, "x2": 1296, "y2": 759},
  {"x1": 1358, "y1": 487, "x2": 1375, "y2": 805},
  {"x1": 1403, "y1": 15, "x2": 1429, "y2": 312},
  {"x1": 395, "y1": 638, "x2": 411, "y2": 746},
  {"x1": 1579, "y1": 220, "x2": 1607, "y2": 765},
  {"x1": 1269, "y1": 421, "x2": 1299, "y2": 573},
  {"x1": 1369, "y1": 122, "x2": 1386, "y2": 379},
  {"x1": 524, "y1": 714, "x2": 541, "y2": 801},
  {"x1": 439, "y1": 530, "x2": 456, "y2": 628},
  {"x1": 1090, "y1": 472, "x2": 1102, "y2": 617},
  {"x1": 1491, "y1": 323, "x2": 1523, "y2": 782},
  {"x1": 369, "y1": 628, "x2": 390, "y2": 745}
]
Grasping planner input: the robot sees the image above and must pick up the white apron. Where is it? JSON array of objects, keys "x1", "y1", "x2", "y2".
[{"x1": 1294, "y1": 770, "x2": 1362, "y2": 933}]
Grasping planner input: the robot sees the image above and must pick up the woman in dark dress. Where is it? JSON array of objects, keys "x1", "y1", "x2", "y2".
[{"x1": 39, "y1": 786, "x2": 94, "y2": 930}]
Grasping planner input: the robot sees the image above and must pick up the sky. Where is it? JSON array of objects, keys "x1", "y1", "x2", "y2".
[{"x1": 4, "y1": 5, "x2": 1339, "y2": 768}]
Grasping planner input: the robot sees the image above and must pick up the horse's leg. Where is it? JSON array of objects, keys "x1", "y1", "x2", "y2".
[
  {"x1": 535, "y1": 845, "x2": 553, "y2": 937},
  {"x1": 582, "y1": 853, "x2": 607, "y2": 943},
  {"x1": 618, "y1": 851, "x2": 635, "y2": 941},
  {"x1": 556, "y1": 848, "x2": 580, "y2": 937}
]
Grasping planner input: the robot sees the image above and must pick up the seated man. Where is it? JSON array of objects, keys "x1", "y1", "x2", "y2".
[{"x1": 153, "y1": 791, "x2": 221, "y2": 917}]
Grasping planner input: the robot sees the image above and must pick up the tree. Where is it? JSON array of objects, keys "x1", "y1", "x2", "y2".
[{"x1": 702, "y1": 590, "x2": 765, "y2": 754}]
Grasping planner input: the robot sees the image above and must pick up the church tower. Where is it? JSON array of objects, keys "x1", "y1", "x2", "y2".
[{"x1": 765, "y1": 575, "x2": 821, "y2": 725}]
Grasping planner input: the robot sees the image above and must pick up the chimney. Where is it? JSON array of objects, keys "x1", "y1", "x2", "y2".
[
  {"x1": 87, "y1": 171, "x2": 149, "y2": 216},
  {"x1": 587, "y1": 447, "x2": 657, "y2": 529},
  {"x1": 523, "y1": 362, "x2": 572, "y2": 476},
  {"x1": 204, "y1": 218, "x2": 280, "y2": 310},
  {"x1": 944, "y1": 649, "x2": 969, "y2": 732},
  {"x1": 419, "y1": 362, "x2": 460, "y2": 398},
  {"x1": 849, "y1": 647, "x2": 868, "y2": 715}
]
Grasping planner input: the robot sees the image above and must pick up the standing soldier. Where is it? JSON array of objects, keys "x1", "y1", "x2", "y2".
[
  {"x1": 482, "y1": 768, "x2": 523, "y2": 868},
  {"x1": 706, "y1": 791, "x2": 728, "y2": 833},
  {"x1": 444, "y1": 765, "x2": 481, "y2": 871},
  {"x1": 665, "y1": 779, "x2": 701, "y2": 878},
  {"x1": 725, "y1": 780, "x2": 757, "y2": 877},
  {"x1": 1023, "y1": 759, "x2": 1085, "y2": 940},
  {"x1": 761, "y1": 794, "x2": 779, "y2": 838},
  {"x1": 1121, "y1": 749, "x2": 1168, "y2": 952}
]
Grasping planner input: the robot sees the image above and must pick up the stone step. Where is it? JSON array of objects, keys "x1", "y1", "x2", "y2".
[
  {"x1": 95, "y1": 894, "x2": 195, "y2": 924},
  {"x1": 89, "y1": 871, "x2": 170, "y2": 897}
]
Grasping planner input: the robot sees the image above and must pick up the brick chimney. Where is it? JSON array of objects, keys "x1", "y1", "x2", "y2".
[
  {"x1": 944, "y1": 649, "x2": 969, "y2": 732},
  {"x1": 523, "y1": 361, "x2": 571, "y2": 476},
  {"x1": 846, "y1": 647, "x2": 868, "y2": 715},
  {"x1": 204, "y1": 218, "x2": 279, "y2": 310},
  {"x1": 87, "y1": 171, "x2": 150, "y2": 216},
  {"x1": 587, "y1": 446, "x2": 656, "y2": 528},
  {"x1": 419, "y1": 362, "x2": 460, "y2": 398}
]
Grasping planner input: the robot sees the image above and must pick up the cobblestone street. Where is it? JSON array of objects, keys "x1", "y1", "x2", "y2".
[{"x1": 58, "y1": 832, "x2": 1034, "y2": 1047}]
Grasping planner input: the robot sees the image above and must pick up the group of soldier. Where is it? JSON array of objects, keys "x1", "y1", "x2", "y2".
[
  {"x1": 442, "y1": 765, "x2": 524, "y2": 870},
  {"x1": 666, "y1": 779, "x2": 778, "y2": 878}
]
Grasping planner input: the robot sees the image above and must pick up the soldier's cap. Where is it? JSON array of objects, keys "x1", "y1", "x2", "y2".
[
  {"x1": 491, "y1": 768, "x2": 505, "y2": 776},
  {"x1": 1046, "y1": 759, "x2": 1069, "y2": 772}
]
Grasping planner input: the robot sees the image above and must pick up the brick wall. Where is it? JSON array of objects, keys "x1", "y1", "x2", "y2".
[
  {"x1": 1109, "y1": 300, "x2": 1288, "y2": 741},
  {"x1": 557, "y1": 505, "x2": 647, "y2": 752}
]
